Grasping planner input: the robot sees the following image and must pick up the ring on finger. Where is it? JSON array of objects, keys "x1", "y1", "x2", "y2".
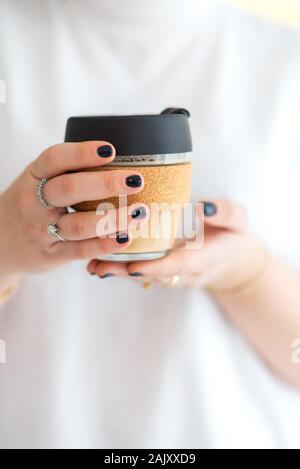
[
  {"x1": 164, "y1": 275, "x2": 181, "y2": 288},
  {"x1": 37, "y1": 177, "x2": 52, "y2": 209},
  {"x1": 142, "y1": 280, "x2": 152, "y2": 290},
  {"x1": 47, "y1": 214, "x2": 67, "y2": 242}
]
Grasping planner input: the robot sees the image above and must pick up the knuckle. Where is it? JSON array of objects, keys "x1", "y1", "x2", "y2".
[
  {"x1": 45, "y1": 144, "x2": 57, "y2": 160},
  {"x1": 102, "y1": 171, "x2": 116, "y2": 195},
  {"x1": 71, "y1": 216, "x2": 86, "y2": 239},
  {"x1": 27, "y1": 160, "x2": 39, "y2": 178},
  {"x1": 77, "y1": 142, "x2": 90, "y2": 167},
  {"x1": 29, "y1": 145, "x2": 58, "y2": 179},
  {"x1": 74, "y1": 241, "x2": 87, "y2": 260},
  {"x1": 60, "y1": 175, "x2": 76, "y2": 198},
  {"x1": 43, "y1": 145, "x2": 58, "y2": 170}
]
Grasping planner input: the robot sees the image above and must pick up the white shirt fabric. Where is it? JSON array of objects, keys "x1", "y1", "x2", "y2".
[{"x1": 0, "y1": 0, "x2": 300, "y2": 449}]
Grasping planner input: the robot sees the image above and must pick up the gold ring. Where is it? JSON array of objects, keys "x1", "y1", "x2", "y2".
[
  {"x1": 142, "y1": 281, "x2": 152, "y2": 290},
  {"x1": 165, "y1": 275, "x2": 181, "y2": 288}
]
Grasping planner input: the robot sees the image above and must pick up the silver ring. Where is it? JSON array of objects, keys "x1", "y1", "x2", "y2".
[
  {"x1": 164, "y1": 275, "x2": 181, "y2": 288},
  {"x1": 47, "y1": 214, "x2": 66, "y2": 242},
  {"x1": 37, "y1": 178, "x2": 51, "y2": 208}
]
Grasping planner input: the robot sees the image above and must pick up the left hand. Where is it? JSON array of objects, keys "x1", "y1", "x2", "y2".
[{"x1": 87, "y1": 200, "x2": 265, "y2": 291}]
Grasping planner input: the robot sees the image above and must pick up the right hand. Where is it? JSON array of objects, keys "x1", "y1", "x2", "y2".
[{"x1": 0, "y1": 141, "x2": 148, "y2": 284}]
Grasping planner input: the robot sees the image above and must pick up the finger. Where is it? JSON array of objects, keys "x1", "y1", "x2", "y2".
[
  {"x1": 44, "y1": 170, "x2": 144, "y2": 207},
  {"x1": 155, "y1": 275, "x2": 182, "y2": 288},
  {"x1": 127, "y1": 246, "x2": 201, "y2": 278},
  {"x1": 93, "y1": 261, "x2": 128, "y2": 278},
  {"x1": 30, "y1": 141, "x2": 116, "y2": 180},
  {"x1": 87, "y1": 259, "x2": 101, "y2": 275},
  {"x1": 53, "y1": 231, "x2": 133, "y2": 261},
  {"x1": 87, "y1": 259, "x2": 128, "y2": 278},
  {"x1": 57, "y1": 203, "x2": 149, "y2": 241},
  {"x1": 158, "y1": 275, "x2": 202, "y2": 289},
  {"x1": 201, "y1": 200, "x2": 248, "y2": 233}
]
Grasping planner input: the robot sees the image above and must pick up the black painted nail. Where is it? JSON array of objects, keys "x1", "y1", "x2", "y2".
[
  {"x1": 131, "y1": 207, "x2": 147, "y2": 219},
  {"x1": 97, "y1": 145, "x2": 113, "y2": 158},
  {"x1": 99, "y1": 273, "x2": 115, "y2": 279},
  {"x1": 116, "y1": 233, "x2": 129, "y2": 244},
  {"x1": 126, "y1": 175, "x2": 142, "y2": 188},
  {"x1": 90, "y1": 272, "x2": 96, "y2": 276},
  {"x1": 204, "y1": 202, "x2": 217, "y2": 217},
  {"x1": 129, "y1": 272, "x2": 144, "y2": 277}
]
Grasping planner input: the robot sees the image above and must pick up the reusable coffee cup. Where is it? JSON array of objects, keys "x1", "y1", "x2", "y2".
[{"x1": 64, "y1": 108, "x2": 193, "y2": 261}]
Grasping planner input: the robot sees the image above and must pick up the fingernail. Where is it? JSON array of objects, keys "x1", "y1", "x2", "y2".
[
  {"x1": 90, "y1": 272, "x2": 96, "y2": 276},
  {"x1": 131, "y1": 207, "x2": 147, "y2": 219},
  {"x1": 99, "y1": 273, "x2": 115, "y2": 279},
  {"x1": 97, "y1": 145, "x2": 113, "y2": 158},
  {"x1": 116, "y1": 233, "x2": 129, "y2": 244},
  {"x1": 126, "y1": 175, "x2": 142, "y2": 188},
  {"x1": 204, "y1": 202, "x2": 217, "y2": 217},
  {"x1": 129, "y1": 272, "x2": 143, "y2": 277}
]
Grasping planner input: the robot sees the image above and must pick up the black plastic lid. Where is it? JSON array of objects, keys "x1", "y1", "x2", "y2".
[{"x1": 64, "y1": 108, "x2": 192, "y2": 155}]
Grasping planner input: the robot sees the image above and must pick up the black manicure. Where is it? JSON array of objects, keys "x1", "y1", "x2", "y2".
[
  {"x1": 131, "y1": 207, "x2": 147, "y2": 219},
  {"x1": 129, "y1": 272, "x2": 144, "y2": 277},
  {"x1": 97, "y1": 145, "x2": 113, "y2": 158},
  {"x1": 204, "y1": 202, "x2": 217, "y2": 217},
  {"x1": 90, "y1": 272, "x2": 96, "y2": 276},
  {"x1": 126, "y1": 175, "x2": 142, "y2": 188},
  {"x1": 99, "y1": 273, "x2": 115, "y2": 279},
  {"x1": 116, "y1": 233, "x2": 129, "y2": 244}
]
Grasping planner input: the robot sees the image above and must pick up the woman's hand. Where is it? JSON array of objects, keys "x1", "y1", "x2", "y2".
[
  {"x1": 0, "y1": 141, "x2": 149, "y2": 291},
  {"x1": 89, "y1": 199, "x2": 300, "y2": 389},
  {"x1": 87, "y1": 200, "x2": 265, "y2": 290}
]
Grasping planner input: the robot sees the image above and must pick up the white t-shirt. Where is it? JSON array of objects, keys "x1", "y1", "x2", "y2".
[{"x1": 1, "y1": 0, "x2": 300, "y2": 449}]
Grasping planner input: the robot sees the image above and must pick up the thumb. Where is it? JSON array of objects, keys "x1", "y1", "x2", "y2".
[{"x1": 199, "y1": 200, "x2": 248, "y2": 233}]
